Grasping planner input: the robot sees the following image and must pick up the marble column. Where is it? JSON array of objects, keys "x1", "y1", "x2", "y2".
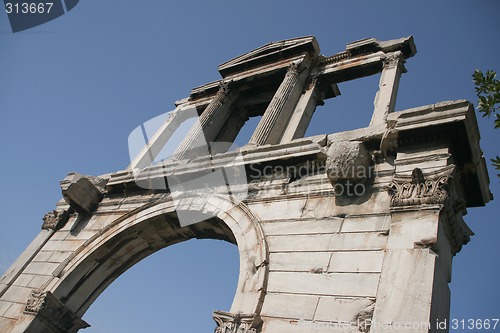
[
  {"x1": 280, "y1": 75, "x2": 334, "y2": 143},
  {"x1": 370, "y1": 51, "x2": 405, "y2": 126},
  {"x1": 174, "y1": 81, "x2": 235, "y2": 159},
  {"x1": 128, "y1": 105, "x2": 196, "y2": 170},
  {"x1": 249, "y1": 63, "x2": 303, "y2": 145}
]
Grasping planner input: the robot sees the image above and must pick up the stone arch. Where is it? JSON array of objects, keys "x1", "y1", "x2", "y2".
[{"x1": 47, "y1": 195, "x2": 268, "y2": 328}]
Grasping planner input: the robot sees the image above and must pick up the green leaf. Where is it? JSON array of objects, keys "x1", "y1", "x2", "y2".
[
  {"x1": 491, "y1": 156, "x2": 500, "y2": 169},
  {"x1": 473, "y1": 70, "x2": 499, "y2": 179},
  {"x1": 491, "y1": 157, "x2": 500, "y2": 179},
  {"x1": 474, "y1": 70, "x2": 500, "y2": 118}
]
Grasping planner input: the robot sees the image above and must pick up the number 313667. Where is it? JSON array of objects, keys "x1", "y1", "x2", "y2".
[
  {"x1": 5, "y1": 3, "x2": 53, "y2": 14},
  {"x1": 451, "y1": 319, "x2": 499, "y2": 330}
]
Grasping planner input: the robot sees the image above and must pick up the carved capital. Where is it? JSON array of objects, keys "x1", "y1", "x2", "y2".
[
  {"x1": 389, "y1": 166, "x2": 454, "y2": 207},
  {"x1": 213, "y1": 311, "x2": 262, "y2": 333},
  {"x1": 42, "y1": 210, "x2": 70, "y2": 231},
  {"x1": 217, "y1": 80, "x2": 232, "y2": 98},
  {"x1": 25, "y1": 289, "x2": 89, "y2": 333},
  {"x1": 286, "y1": 62, "x2": 300, "y2": 77},
  {"x1": 382, "y1": 52, "x2": 405, "y2": 70}
]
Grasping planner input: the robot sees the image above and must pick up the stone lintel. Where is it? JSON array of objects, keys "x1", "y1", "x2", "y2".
[
  {"x1": 108, "y1": 138, "x2": 325, "y2": 193},
  {"x1": 346, "y1": 36, "x2": 416, "y2": 58},
  {"x1": 190, "y1": 55, "x2": 306, "y2": 102},
  {"x1": 316, "y1": 51, "x2": 386, "y2": 83},
  {"x1": 314, "y1": 36, "x2": 416, "y2": 84}
]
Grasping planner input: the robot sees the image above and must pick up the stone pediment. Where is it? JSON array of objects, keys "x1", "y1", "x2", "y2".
[{"x1": 218, "y1": 36, "x2": 320, "y2": 77}]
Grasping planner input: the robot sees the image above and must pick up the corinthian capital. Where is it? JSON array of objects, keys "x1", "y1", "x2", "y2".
[
  {"x1": 213, "y1": 310, "x2": 262, "y2": 333},
  {"x1": 217, "y1": 80, "x2": 232, "y2": 98},
  {"x1": 286, "y1": 62, "x2": 300, "y2": 77},
  {"x1": 382, "y1": 51, "x2": 405, "y2": 70},
  {"x1": 388, "y1": 166, "x2": 454, "y2": 207}
]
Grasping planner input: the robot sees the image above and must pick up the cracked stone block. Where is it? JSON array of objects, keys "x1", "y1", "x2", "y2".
[
  {"x1": 326, "y1": 141, "x2": 371, "y2": 185},
  {"x1": 60, "y1": 172, "x2": 104, "y2": 214}
]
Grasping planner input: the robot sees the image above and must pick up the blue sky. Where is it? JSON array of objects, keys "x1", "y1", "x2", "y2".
[{"x1": 1, "y1": 1, "x2": 499, "y2": 332}]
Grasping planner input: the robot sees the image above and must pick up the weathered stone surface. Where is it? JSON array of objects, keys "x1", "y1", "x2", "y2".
[
  {"x1": 325, "y1": 140, "x2": 372, "y2": 188},
  {"x1": 328, "y1": 251, "x2": 385, "y2": 273},
  {"x1": 60, "y1": 172, "x2": 105, "y2": 214},
  {"x1": 269, "y1": 252, "x2": 331, "y2": 272},
  {"x1": 267, "y1": 272, "x2": 380, "y2": 297},
  {"x1": 314, "y1": 297, "x2": 374, "y2": 324},
  {"x1": 341, "y1": 214, "x2": 391, "y2": 232},
  {"x1": 260, "y1": 293, "x2": 318, "y2": 320},
  {"x1": 371, "y1": 249, "x2": 437, "y2": 332},
  {"x1": 267, "y1": 233, "x2": 387, "y2": 252},
  {"x1": 41, "y1": 210, "x2": 70, "y2": 231},
  {"x1": 262, "y1": 218, "x2": 342, "y2": 235}
]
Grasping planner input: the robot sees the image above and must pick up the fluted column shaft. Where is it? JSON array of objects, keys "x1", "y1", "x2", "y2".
[
  {"x1": 249, "y1": 63, "x2": 301, "y2": 145},
  {"x1": 174, "y1": 81, "x2": 233, "y2": 159}
]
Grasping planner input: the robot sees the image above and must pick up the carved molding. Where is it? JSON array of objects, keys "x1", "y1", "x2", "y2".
[
  {"x1": 389, "y1": 166, "x2": 454, "y2": 207},
  {"x1": 213, "y1": 311, "x2": 262, "y2": 333},
  {"x1": 444, "y1": 207, "x2": 474, "y2": 255},
  {"x1": 42, "y1": 210, "x2": 70, "y2": 231},
  {"x1": 25, "y1": 289, "x2": 89, "y2": 333},
  {"x1": 320, "y1": 51, "x2": 351, "y2": 65},
  {"x1": 24, "y1": 289, "x2": 46, "y2": 314},
  {"x1": 442, "y1": 188, "x2": 473, "y2": 255}
]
